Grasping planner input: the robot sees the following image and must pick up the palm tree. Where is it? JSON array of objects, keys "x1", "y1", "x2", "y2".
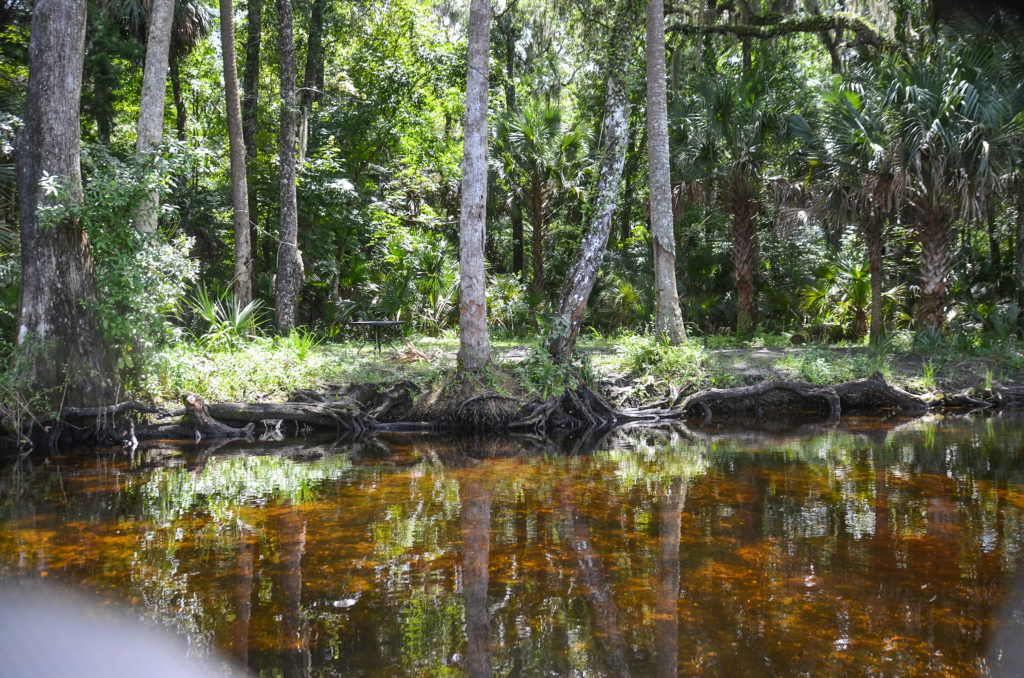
[
  {"x1": 885, "y1": 40, "x2": 1023, "y2": 329},
  {"x1": 493, "y1": 103, "x2": 587, "y2": 299},
  {"x1": 791, "y1": 81, "x2": 896, "y2": 345},
  {"x1": 675, "y1": 70, "x2": 787, "y2": 337}
]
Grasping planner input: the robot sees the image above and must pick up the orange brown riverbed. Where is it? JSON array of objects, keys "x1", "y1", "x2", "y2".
[{"x1": 2, "y1": 414, "x2": 1024, "y2": 676}]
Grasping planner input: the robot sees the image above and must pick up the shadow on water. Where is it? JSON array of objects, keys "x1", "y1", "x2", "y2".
[{"x1": 4, "y1": 412, "x2": 1024, "y2": 675}]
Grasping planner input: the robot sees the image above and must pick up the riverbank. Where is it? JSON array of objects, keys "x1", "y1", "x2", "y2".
[
  {"x1": 5, "y1": 333, "x2": 1024, "y2": 454},
  {"x1": 141, "y1": 333, "x2": 1024, "y2": 408}
]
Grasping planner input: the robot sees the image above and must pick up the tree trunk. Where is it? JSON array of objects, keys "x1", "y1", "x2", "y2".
[
  {"x1": 16, "y1": 0, "x2": 116, "y2": 407},
  {"x1": 221, "y1": 0, "x2": 253, "y2": 307},
  {"x1": 647, "y1": 0, "x2": 685, "y2": 344},
  {"x1": 1017, "y1": 182, "x2": 1024, "y2": 308},
  {"x1": 274, "y1": 0, "x2": 304, "y2": 333},
  {"x1": 864, "y1": 212, "x2": 885, "y2": 347},
  {"x1": 544, "y1": 0, "x2": 640, "y2": 363},
  {"x1": 987, "y1": 202, "x2": 1002, "y2": 287},
  {"x1": 727, "y1": 169, "x2": 759, "y2": 336},
  {"x1": 461, "y1": 480, "x2": 493, "y2": 678},
  {"x1": 170, "y1": 57, "x2": 187, "y2": 141},
  {"x1": 917, "y1": 207, "x2": 951, "y2": 330},
  {"x1": 530, "y1": 172, "x2": 545, "y2": 297},
  {"x1": 457, "y1": 0, "x2": 493, "y2": 372},
  {"x1": 512, "y1": 206, "x2": 524, "y2": 277},
  {"x1": 297, "y1": 0, "x2": 325, "y2": 165},
  {"x1": 243, "y1": 0, "x2": 262, "y2": 291},
  {"x1": 134, "y1": 0, "x2": 174, "y2": 234}
]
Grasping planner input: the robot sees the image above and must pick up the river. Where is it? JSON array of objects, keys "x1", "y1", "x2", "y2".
[{"x1": 2, "y1": 413, "x2": 1024, "y2": 676}]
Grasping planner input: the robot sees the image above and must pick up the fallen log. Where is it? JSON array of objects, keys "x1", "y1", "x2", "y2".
[
  {"x1": 205, "y1": 400, "x2": 372, "y2": 435},
  {"x1": 183, "y1": 393, "x2": 255, "y2": 441}
]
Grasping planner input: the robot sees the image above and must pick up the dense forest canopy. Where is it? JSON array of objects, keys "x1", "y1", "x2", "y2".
[{"x1": 2, "y1": 0, "x2": 1024, "y2": 404}]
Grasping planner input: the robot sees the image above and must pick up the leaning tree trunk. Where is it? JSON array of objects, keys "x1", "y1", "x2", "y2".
[
  {"x1": 297, "y1": 0, "x2": 326, "y2": 165},
  {"x1": 726, "y1": 169, "x2": 759, "y2": 337},
  {"x1": 457, "y1": 0, "x2": 493, "y2": 372},
  {"x1": 544, "y1": 0, "x2": 640, "y2": 364},
  {"x1": 274, "y1": 0, "x2": 304, "y2": 333},
  {"x1": 221, "y1": 0, "x2": 252, "y2": 307},
  {"x1": 647, "y1": 0, "x2": 685, "y2": 344},
  {"x1": 863, "y1": 211, "x2": 885, "y2": 347},
  {"x1": 17, "y1": 0, "x2": 116, "y2": 407},
  {"x1": 243, "y1": 0, "x2": 262, "y2": 289},
  {"x1": 917, "y1": 206, "x2": 952, "y2": 330},
  {"x1": 134, "y1": 0, "x2": 174, "y2": 234}
]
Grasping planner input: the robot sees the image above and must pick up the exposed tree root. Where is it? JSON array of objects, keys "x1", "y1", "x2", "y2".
[
  {"x1": 833, "y1": 372, "x2": 929, "y2": 412},
  {"x1": 680, "y1": 379, "x2": 841, "y2": 421}
]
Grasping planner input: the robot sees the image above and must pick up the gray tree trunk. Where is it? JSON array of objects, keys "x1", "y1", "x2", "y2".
[
  {"x1": 16, "y1": 0, "x2": 116, "y2": 407},
  {"x1": 646, "y1": 0, "x2": 685, "y2": 344},
  {"x1": 274, "y1": 0, "x2": 304, "y2": 333},
  {"x1": 544, "y1": 0, "x2": 640, "y2": 363},
  {"x1": 457, "y1": 0, "x2": 493, "y2": 371},
  {"x1": 134, "y1": 0, "x2": 174, "y2": 234},
  {"x1": 243, "y1": 0, "x2": 262, "y2": 288},
  {"x1": 297, "y1": 0, "x2": 326, "y2": 165},
  {"x1": 221, "y1": 0, "x2": 253, "y2": 307}
]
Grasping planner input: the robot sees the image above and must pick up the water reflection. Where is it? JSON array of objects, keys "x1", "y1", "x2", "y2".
[{"x1": 3, "y1": 414, "x2": 1024, "y2": 675}]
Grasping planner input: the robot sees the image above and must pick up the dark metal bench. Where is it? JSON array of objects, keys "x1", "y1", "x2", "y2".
[{"x1": 347, "y1": 320, "x2": 404, "y2": 354}]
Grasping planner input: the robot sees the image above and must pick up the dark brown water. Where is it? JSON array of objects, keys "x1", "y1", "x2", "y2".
[{"x1": 3, "y1": 415, "x2": 1024, "y2": 676}]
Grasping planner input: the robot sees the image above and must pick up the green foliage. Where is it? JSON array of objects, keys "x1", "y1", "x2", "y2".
[
  {"x1": 614, "y1": 333, "x2": 711, "y2": 387},
  {"x1": 38, "y1": 146, "x2": 197, "y2": 377},
  {"x1": 183, "y1": 284, "x2": 264, "y2": 351},
  {"x1": 515, "y1": 345, "x2": 596, "y2": 399},
  {"x1": 487, "y1": 274, "x2": 529, "y2": 337}
]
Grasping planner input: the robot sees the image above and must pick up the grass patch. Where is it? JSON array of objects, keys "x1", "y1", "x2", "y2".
[{"x1": 776, "y1": 346, "x2": 891, "y2": 384}]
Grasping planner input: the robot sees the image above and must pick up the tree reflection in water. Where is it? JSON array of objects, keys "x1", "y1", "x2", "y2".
[{"x1": 2, "y1": 416, "x2": 1024, "y2": 675}]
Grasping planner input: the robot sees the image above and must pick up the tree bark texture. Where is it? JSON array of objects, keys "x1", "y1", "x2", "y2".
[
  {"x1": 647, "y1": 0, "x2": 685, "y2": 344},
  {"x1": 243, "y1": 0, "x2": 262, "y2": 286},
  {"x1": 916, "y1": 207, "x2": 951, "y2": 329},
  {"x1": 16, "y1": 0, "x2": 116, "y2": 407},
  {"x1": 297, "y1": 0, "x2": 326, "y2": 165},
  {"x1": 134, "y1": 0, "x2": 174, "y2": 234},
  {"x1": 863, "y1": 212, "x2": 885, "y2": 347},
  {"x1": 726, "y1": 169, "x2": 759, "y2": 336},
  {"x1": 461, "y1": 480, "x2": 493, "y2": 678},
  {"x1": 544, "y1": 0, "x2": 640, "y2": 364},
  {"x1": 511, "y1": 207, "x2": 524, "y2": 277},
  {"x1": 1017, "y1": 183, "x2": 1024, "y2": 308},
  {"x1": 457, "y1": 0, "x2": 493, "y2": 371},
  {"x1": 274, "y1": 0, "x2": 304, "y2": 333},
  {"x1": 530, "y1": 172, "x2": 545, "y2": 297},
  {"x1": 221, "y1": 0, "x2": 253, "y2": 307}
]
